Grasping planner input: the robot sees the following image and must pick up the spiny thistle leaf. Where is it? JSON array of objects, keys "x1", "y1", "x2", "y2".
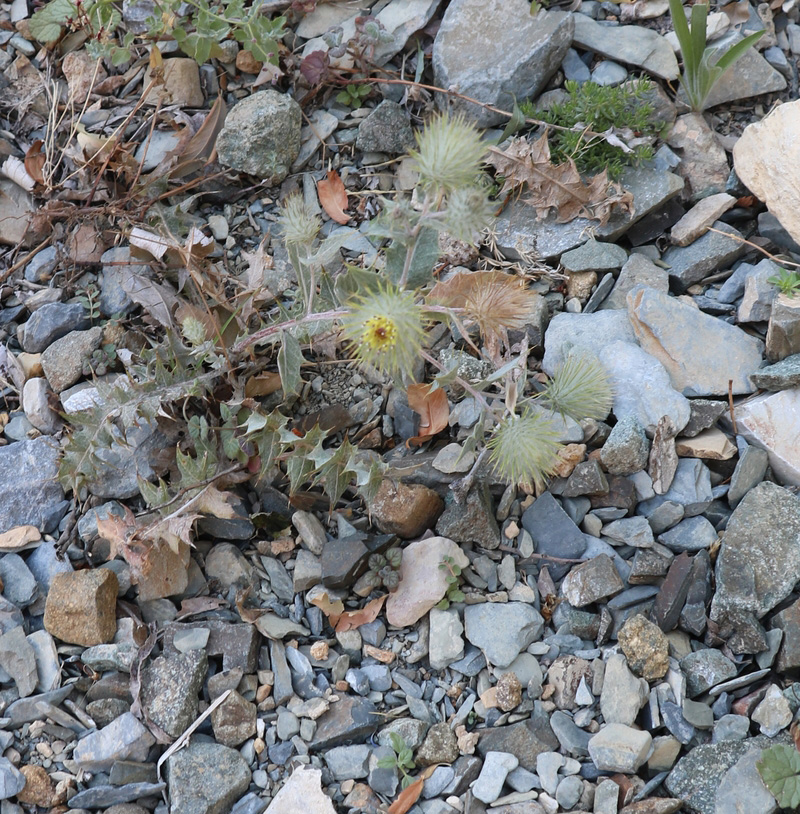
[
  {"x1": 341, "y1": 282, "x2": 427, "y2": 379},
  {"x1": 486, "y1": 409, "x2": 563, "y2": 491},
  {"x1": 409, "y1": 113, "x2": 488, "y2": 193},
  {"x1": 540, "y1": 353, "x2": 613, "y2": 421},
  {"x1": 441, "y1": 185, "x2": 495, "y2": 244}
]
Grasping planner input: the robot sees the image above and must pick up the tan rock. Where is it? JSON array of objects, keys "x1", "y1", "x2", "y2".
[
  {"x1": 211, "y1": 690, "x2": 257, "y2": 747},
  {"x1": 236, "y1": 49, "x2": 262, "y2": 74},
  {"x1": 17, "y1": 765, "x2": 55, "y2": 806},
  {"x1": 16, "y1": 352, "x2": 42, "y2": 380},
  {"x1": 0, "y1": 179, "x2": 34, "y2": 246},
  {"x1": 734, "y1": 100, "x2": 800, "y2": 246},
  {"x1": 675, "y1": 428, "x2": 736, "y2": 460},
  {"x1": 43, "y1": 569, "x2": 118, "y2": 646},
  {"x1": 566, "y1": 271, "x2": 597, "y2": 301},
  {"x1": 552, "y1": 443, "x2": 586, "y2": 478},
  {"x1": 144, "y1": 58, "x2": 204, "y2": 107},
  {"x1": 0, "y1": 525, "x2": 40, "y2": 552},
  {"x1": 667, "y1": 113, "x2": 728, "y2": 200},
  {"x1": 62, "y1": 51, "x2": 107, "y2": 104},
  {"x1": 385, "y1": 536, "x2": 468, "y2": 627},
  {"x1": 670, "y1": 193, "x2": 736, "y2": 246},
  {"x1": 368, "y1": 478, "x2": 443, "y2": 539},
  {"x1": 767, "y1": 292, "x2": 800, "y2": 362},
  {"x1": 617, "y1": 613, "x2": 669, "y2": 680}
]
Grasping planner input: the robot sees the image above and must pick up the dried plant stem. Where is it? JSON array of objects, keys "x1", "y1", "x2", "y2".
[
  {"x1": 419, "y1": 349, "x2": 494, "y2": 413},
  {"x1": 707, "y1": 226, "x2": 800, "y2": 269}
]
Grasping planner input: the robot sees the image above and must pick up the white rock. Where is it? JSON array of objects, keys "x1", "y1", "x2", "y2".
[
  {"x1": 385, "y1": 537, "x2": 469, "y2": 627},
  {"x1": 265, "y1": 765, "x2": 336, "y2": 814},
  {"x1": 588, "y1": 723, "x2": 652, "y2": 773},
  {"x1": 22, "y1": 377, "x2": 60, "y2": 434},
  {"x1": 734, "y1": 100, "x2": 800, "y2": 246},
  {"x1": 428, "y1": 608, "x2": 464, "y2": 670}
]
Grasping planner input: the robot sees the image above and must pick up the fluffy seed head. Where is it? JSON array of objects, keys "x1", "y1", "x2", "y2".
[
  {"x1": 487, "y1": 409, "x2": 563, "y2": 491},
  {"x1": 443, "y1": 185, "x2": 495, "y2": 243},
  {"x1": 280, "y1": 193, "x2": 321, "y2": 248},
  {"x1": 410, "y1": 113, "x2": 488, "y2": 193},
  {"x1": 541, "y1": 352, "x2": 613, "y2": 421},
  {"x1": 341, "y1": 283, "x2": 426, "y2": 379}
]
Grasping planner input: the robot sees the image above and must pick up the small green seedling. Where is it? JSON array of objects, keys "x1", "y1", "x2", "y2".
[
  {"x1": 377, "y1": 732, "x2": 416, "y2": 789},
  {"x1": 362, "y1": 547, "x2": 403, "y2": 592},
  {"x1": 436, "y1": 555, "x2": 465, "y2": 610},
  {"x1": 336, "y1": 83, "x2": 372, "y2": 108},
  {"x1": 768, "y1": 267, "x2": 800, "y2": 297}
]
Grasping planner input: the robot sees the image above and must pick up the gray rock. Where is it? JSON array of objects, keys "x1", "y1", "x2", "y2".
[
  {"x1": 750, "y1": 353, "x2": 800, "y2": 390},
  {"x1": 422, "y1": 764, "x2": 454, "y2": 798},
  {"x1": 216, "y1": 90, "x2": 301, "y2": 183},
  {"x1": 370, "y1": 746, "x2": 399, "y2": 797},
  {"x1": 473, "y1": 751, "x2": 519, "y2": 804},
  {"x1": 562, "y1": 47, "x2": 591, "y2": 82},
  {"x1": 0, "y1": 626, "x2": 36, "y2": 697},
  {"x1": 0, "y1": 438, "x2": 66, "y2": 534},
  {"x1": 658, "y1": 516, "x2": 718, "y2": 553},
  {"x1": 662, "y1": 221, "x2": 746, "y2": 293},
  {"x1": 592, "y1": 60, "x2": 628, "y2": 86},
  {"x1": 536, "y1": 751, "x2": 563, "y2": 795},
  {"x1": 603, "y1": 341, "x2": 692, "y2": 435},
  {"x1": 378, "y1": 718, "x2": 429, "y2": 750},
  {"x1": 166, "y1": 741, "x2": 251, "y2": 814},
  {"x1": 325, "y1": 744, "x2": 371, "y2": 780},
  {"x1": 0, "y1": 554, "x2": 37, "y2": 607},
  {"x1": 436, "y1": 481, "x2": 501, "y2": 549},
  {"x1": 24, "y1": 246, "x2": 57, "y2": 283},
  {"x1": 68, "y1": 782, "x2": 166, "y2": 808},
  {"x1": 309, "y1": 695, "x2": 378, "y2": 750},
  {"x1": 714, "y1": 748, "x2": 777, "y2": 814},
  {"x1": 601, "y1": 417, "x2": 650, "y2": 476},
  {"x1": 556, "y1": 774, "x2": 584, "y2": 809},
  {"x1": 666, "y1": 737, "x2": 778, "y2": 814},
  {"x1": 522, "y1": 492, "x2": 588, "y2": 580},
  {"x1": 752, "y1": 684, "x2": 792, "y2": 737},
  {"x1": 73, "y1": 712, "x2": 156, "y2": 771},
  {"x1": 40, "y1": 326, "x2": 103, "y2": 393},
  {"x1": 600, "y1": 653, "x2": 649, "y2": 725},
  {"x1": 738, "y1": 259, "x2": 780, "y2": 323},
  {"x1": 429, "y1": 608, "x2": 464, "y2": 670},
  {"x1": 141, "y1": 650, "x2": 207, "y2": 738},
  {"x1": 495, "y1": 167, "x2": 684, "y2": 260},
  {"x1": 728, "y1": 446, "x2": 769, "y2": 508},
  {"x1": 700, "y1": 32, "x2": 786, "y2": 109},
  {"x1": 550, "y1": 710, "x2": 592, "y2": 757},
  {"x1": 713, "y1": 714, "x2": 751, "y2": 743},
  {"x1": 542, "y1": 310, "x2": 635, "y2": 372},
  {"x1": 417, "y1": 721, "x2": 459, "y2": 766},
  {"x1": 629, "y1": 285, "x2": 763, "y2": 397},
  {"x1": 681, "y1": 649, "x2": 737, "y2": 697},
  {"x1": 433, "y1": 0, "x2": 573, "y2": 126},
  {"x1": 26, "y1": 630, "x2": 59, "y2": 692},
  {"x1": 356, "y1": 101, "x2": 414, "y2": 153},
  {"x1": 476, "y1": 708, "x2": 560, "y2": 770},
  {"x1": 711, "y1": 482, "x2": 800, "y2": 649},
  {"x1": 572, "y1": 15, "x2": 678, "y2": 79},
  {"x1": 682, "y1": 399, "x2": 727, "y2": 438},
  {"x1": 600, "y1": 253, "x2": 669, "y2": 311},
  {"x1": 588, "y1": 723, "x2": 652, "y2": 772},
  {"x1": 602, "y1": 516, "x2": 654, "y2": 547},
  {"x1": 99, "y1": 247, "x2": 148, "y2": 316},
  {"x1": 560, "y1": 239, "x2": 627, "y2": 273},
  {"x1": 464, "y1": 603, "x2": 544, "y2": 668},
  {"x1": 561, "y1": 554, "x2": 625, "y2": 607},
  {"x1": 0, "y1": 758, "x2": 24, "y2": 800},
  {"x1": 19, "y1": 302, "x2": 88, "y2": 353},
  {"x1": 638, "y1": 458, "x2": 713, "y2": 518}
]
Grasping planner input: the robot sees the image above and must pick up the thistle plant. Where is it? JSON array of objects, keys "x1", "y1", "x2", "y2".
[{"x1": 668, "y1": 0, "x2": 763, "y2": 111}]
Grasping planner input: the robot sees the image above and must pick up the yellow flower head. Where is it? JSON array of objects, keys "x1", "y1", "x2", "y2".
[{"x1": 342, "y1": 283, "x2": 426, "y2": 379}]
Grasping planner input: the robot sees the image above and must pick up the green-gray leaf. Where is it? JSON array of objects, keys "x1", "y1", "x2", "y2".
[
  {"x1": 29, "y1": 0, "x2": 76, "y2": 42},
  {"x1": 385, "y1": 225, "x2": 440, "y2": 288},
  {"x1": 757, "y1": 744, "x2": 800, "y2": 808},
  {"x1": 277, "y1": 330, "x2": 303, "y2": 398}
]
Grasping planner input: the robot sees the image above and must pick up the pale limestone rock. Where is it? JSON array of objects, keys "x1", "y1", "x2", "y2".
[
  {"x1": 670, "y1": 193, "x2": 736, "y2": 247},
  {"x1": 675, "y1": 428, "x2": 737, "y2": 460}
]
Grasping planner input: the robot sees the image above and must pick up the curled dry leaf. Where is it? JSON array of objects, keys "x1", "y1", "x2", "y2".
[
  {"x1": 487, "y1": 134, "x2": 634, "y2": 225},
  {"x1": 24, "y1": 141, "x2": 45, "y2": 185},
  {"x1": 245, "y1": 372, "x2": 283, "y2": 398},
  {"x1": 177, "y1": 596, "x2": 227, "y2": 619},
  {"x1": 317, "y1": 170, "x2": 350, "y2": 224},
  {"x1": 406, "y1": 383, "x2": 450, "y2": 446},
  {"x1": 130, "y1": 226, "x2": 170, "y2": 260},
  {"x1": 2, "y1": 156, "x2": 35, "y2": 192},
  {"x1": 120, "y1": 274, "x2": 181, "y2": 329},
  {"x1": 0, "y1": 344, "x2": 25, "y2": 392},
  {"x1": 334, "y1": 594, "x2": 387, "y2": 633},
  {"x1": 387, "y1": 766, "x2": 437, "y2": 814}
]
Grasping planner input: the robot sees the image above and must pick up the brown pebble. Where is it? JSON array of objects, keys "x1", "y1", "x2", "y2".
[{"x1": 43, "y1": 569, "x2": 118, "y2": 646}]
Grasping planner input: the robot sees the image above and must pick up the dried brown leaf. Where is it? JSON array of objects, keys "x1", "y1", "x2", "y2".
[
  {"x1": 245, "y1": 372, "x2": 283, "y2": 397},
  {"x1": 721, "y1": 0, "x2": 751, "y2": 25},
  {"x1": 487, "y1": 135, "x2": 634, "y2": 225},
  {"x1": 177, "y1": 596, "x2": 227, "y2": 619},
  {"x1": 318, "y1": 170, "x2": 350, "y2": 224},
  {"x1": 120, "y1": 273, "x2": 181, "y2": 329},
  {"x1": 24, "y1": 140, "x2": 45, "y2": 185},
  {"x1": 236, "y1": 587, "x2": 266, "y2": 623},
  {"x1": 335, "y1": 594, "x2": 387, "y2": 633},
  {"x1": 310, "y1": 591, "x2": 345, "y2": 626},
  {"x1": 407, "y1": 383, "x2": 450, "y2": 446},
  {"x1": 388, "y1": 776, "x2": 424, "y2": 814}
]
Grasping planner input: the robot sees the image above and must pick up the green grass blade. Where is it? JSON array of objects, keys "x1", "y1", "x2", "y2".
[
  {"x1": 714, "y1": 29, "x2": 764, "y2": 72},
  {"x1": 690, "y1": 3, "x2": 709, "y2": 67},
  {"x1": 669, "y1": 0, "x2": 696, "y2": 74}
]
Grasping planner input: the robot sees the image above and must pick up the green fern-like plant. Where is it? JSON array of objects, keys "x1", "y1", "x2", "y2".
[{"x1": 521, "y1": 79, "x2": 662, "y2": 178}]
